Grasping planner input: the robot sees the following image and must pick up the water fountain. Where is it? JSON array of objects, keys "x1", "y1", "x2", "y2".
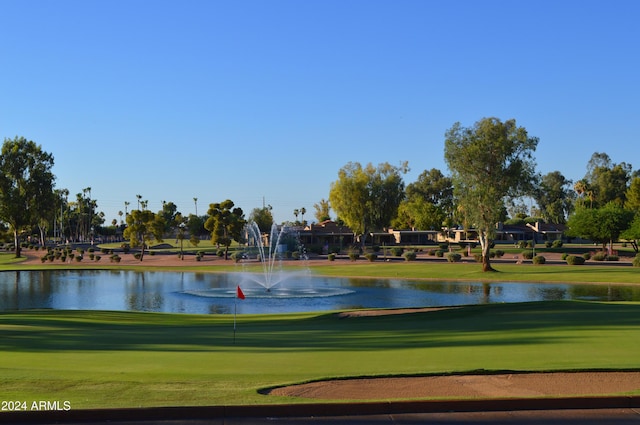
[
  {"x1": 244, "y1": 221, "x2": 288, "y2": 291},
  {"x1": 182, "y1": 222, "x2": 354, "y2": 301}
]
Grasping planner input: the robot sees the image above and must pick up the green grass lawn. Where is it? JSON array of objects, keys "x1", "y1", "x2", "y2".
[
  {"x1": 2, "y1": 301, "x2": 640, "y2": 408},
  {"x1": 1, "y1": 250, "x2": 640, "y2": 409}
]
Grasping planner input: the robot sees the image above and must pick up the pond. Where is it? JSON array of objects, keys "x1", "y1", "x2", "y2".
[{"x1": 1, "y1": 270, "x2": 639, "y2": 315}]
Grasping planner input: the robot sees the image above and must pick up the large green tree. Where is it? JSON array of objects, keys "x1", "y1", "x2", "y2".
[
  {"x1": 248, "y1": 205, "x2": 273, "y2": 233},
  {"x1": 205, "y1": 200, "x2": 246, "y2": 260},
  {"x1": 313, "y1": 198, "x2": 331, "y2": 223},
  {"x1": 625, "y1": 177, "x2": 640, "y2": 212},
  {"x1": 533, "y1": 171, "x2": 575, "y2": 224},
  {"x1": 0, "y1": 137, "x2": 56, "y2": 257},
  {"x1": 123, "y1": 206, "x2": 165, "y2": 261},
  {"x1": 576, "y1": 152, "x2": 632, "y2": 208},
  {"x1": 393, "y1": 197, "x2": 445, "y2": 231},
  {"x1": 444, "y1": 118, "x2": 538, "y2": 272},
  {"x1": 329, "y1": 161, "x2": 408, "y2": 245},
  {"x1": 567, "y1": 202, "x2": 634, "y2": 251},
  {"x1": 395, "y1": 168, "x2": 453, "y2": 230}
]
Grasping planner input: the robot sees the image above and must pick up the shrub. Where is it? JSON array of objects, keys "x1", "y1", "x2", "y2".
[
  {"x1": 348, "y1": 251, "x2": 360, "y2": 261},
  {"x1": 473, "y1": 253, "x2": 483, "y2": 262},
  {"x1": 591, "y1": 252, "x2": 606, "y2": 261},
  {"x1": 328, "y1": 253, "x2": 336, "y2": 261},
  {"x1": 552, "y1": 240, "x2": 563, "y2": 248},
  {"x1": 517, "y1": 241, "x2": 527, "y2": 249},
  {"x1": 526, "y1": 240, "x2": 535, "y2": 248},
  {"x1": 391, "y1": 247, "x2": 404, "y2": 256},
  {"x1": 196, "y1": 253, "x2": 202, "y2": 261},
  {"x1": 607, "y1": 255, "x2": 619, "y2": 261},
  {"x1": 435, "y1": 250, "x2": 444, "y2": 257},
  {"x1": 494, "y1": 249, "x2": 505, "y2": 258},
  {"x1": 545, "y1": 241, "x2": 552, "y2": 248},
  {"x1": 230, "y1": 251, "x2": 244, "y2": 263},
  {"x1": 566, "y1": 255, "x2": 586, "y2": 265},
  {"x1": 40, "y1": 256, "x2": 47, "y2": 263},
  {"x1": 292, "y1": 251, "x2": 300, "y2": 260},
  {"x1": 110, "y1": 254, "x2": 121, "y2": 263},
  {"x1": 364, "y1": 253, "x2": 377, "y2": 262},
  {"x1": 561, "y1": 252, "x2": 569, "y2": 260},
  {"x1": 633, "y1": 254, "x2": 640, "y2": 268},
  {"x1": 438, "y1": 243, "x2": 449, "y2": 250},
  {"x1": 134, "y1": 253, "x2": 142, "y2": 260},
  {"x1": 94, "y1": 255, "x2": 101, "y2": 262},
  {"x1": 75, "y1": 255, "x2": 83, "y2": 262},
  {"x1": 217, "y1": 249, "x2": 225, "y2": 257},
  {"x1": 521, "y1": 250, "x2": 534, "y2": 260},
  {"x1": 532, "y1": 255, "x2": 546, "y2": 265},
  {"x1": 403, "y1": 251, "x2": 417, "y2": 261},
  {"x1": 446, "y1": 252, "x2": 462, "y2": 263}
]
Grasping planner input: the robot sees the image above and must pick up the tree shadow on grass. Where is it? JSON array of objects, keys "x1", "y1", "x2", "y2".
[{"x1": 1, "y1": 301, "x2": 639, "y2": 353}]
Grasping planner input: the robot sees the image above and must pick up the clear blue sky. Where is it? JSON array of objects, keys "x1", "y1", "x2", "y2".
[{"x1": 2, "y1": 0, "x2": 639, "y2": 225}]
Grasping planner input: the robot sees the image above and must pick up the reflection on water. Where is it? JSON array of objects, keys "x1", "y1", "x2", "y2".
[{"x1": 1, "y1": 270, "x2": 640, "y2": 314}]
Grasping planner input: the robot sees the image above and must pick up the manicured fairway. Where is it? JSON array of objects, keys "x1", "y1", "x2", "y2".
[{"x1": 2, "y1": 301, "x2": 640, "y2": 409}]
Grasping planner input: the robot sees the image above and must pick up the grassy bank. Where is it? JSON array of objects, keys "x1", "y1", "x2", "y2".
[{"x1": 2, "y1": 301, "x2": 640, "y2": 408}]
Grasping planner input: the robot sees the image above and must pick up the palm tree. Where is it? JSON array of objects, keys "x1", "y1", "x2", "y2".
[
  {"x1": 574, "y1": 179, "x2": 594, "y2": 208},
  {"x1": 293, "y1": 209, "x2": 299, "y2": 223},
  {"x1": 300, "y1": 207, "x2": 306, "y2": 225},
  {"x1": 194, "y1": 197, "x2": 198, "y2": 216}
]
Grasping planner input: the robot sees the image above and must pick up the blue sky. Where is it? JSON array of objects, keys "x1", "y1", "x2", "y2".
[{"x1": 2, "y1": 0, "x2": 639, "y2": 225}]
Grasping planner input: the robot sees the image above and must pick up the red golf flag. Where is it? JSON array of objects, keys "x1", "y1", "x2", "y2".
[{"x1": 236, "y1": 285, "x2": 245, "y2": 300}]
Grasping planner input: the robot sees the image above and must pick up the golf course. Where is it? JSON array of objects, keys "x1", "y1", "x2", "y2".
[{"x1": 1, "y1": 248, "x2": 640, "y2": 410}]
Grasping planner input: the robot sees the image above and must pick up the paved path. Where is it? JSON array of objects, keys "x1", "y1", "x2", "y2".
[
  {"x1": 4, "y1": 397, "x2": 640, "y2": 425},
  {"x1": 5, "y1": 409, "x2": 640, "y2": 424}
]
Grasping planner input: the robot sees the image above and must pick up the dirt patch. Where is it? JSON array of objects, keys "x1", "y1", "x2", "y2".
[
  {"x1": 337, "y1": 307, "x2": 457, "y2": 318},
  {"x1": 268, "y1": 372, "x2": 640, "y2": 400}
]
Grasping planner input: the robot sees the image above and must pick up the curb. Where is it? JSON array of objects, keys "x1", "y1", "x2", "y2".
[{"x1": 3, "y1": 396, "x2": 640, "y2": 423}]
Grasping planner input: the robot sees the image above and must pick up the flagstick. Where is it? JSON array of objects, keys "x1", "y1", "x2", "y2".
[{"x1": 233, "y1": 296, "x2": 237, "y2": 344}]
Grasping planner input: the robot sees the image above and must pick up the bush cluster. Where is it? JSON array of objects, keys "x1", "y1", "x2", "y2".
[
  {"x1": 521, "y1": 250, "x2": 534, "y2": 260},
  {"x1": 566, "y1": 255, "x2": 586, "y2": 265},
  {"x1": 391, "y1": 247, "x2": 404, "y2": 256},
  {"x1": 446, "y1": 252, "x2": 462, "y2": 263},
  {"x1": 364, "y1": 253, "x2": 377, "y2": 262},
  {"x1": 403, "y1": 251, "x2": 417, "y2": 261},
  {"x1": 532, "y1": 255, "x2": 546, "y2": 265},
  {"x1": 633, "y1": 254, "x2": 640, "y2": 268}
]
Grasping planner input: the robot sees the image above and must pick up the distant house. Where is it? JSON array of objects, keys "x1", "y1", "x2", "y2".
[
  {"x1": 386, "y1": 228, "x2": 439, "y2": 245},
  {"x1": 526, "y1": 222, "x2": 565, "y2": 242},
  {"x1": 439, "y1": 227, "x2": 479, "y2": 244},
  {"x1": 494, "y1": 223, "x2": 535, "y2": 243},
  {"x1": 297, "y1": 220, "x2": 355, "y2": 251}
]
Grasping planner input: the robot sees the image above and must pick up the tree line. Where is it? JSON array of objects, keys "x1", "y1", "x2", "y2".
[
  {"x1": 328, "y1": 118, "x2": 640, "y2": 271},
  {"x1": 3, "y1": 118, "x2": 640, "y2": 270}
]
